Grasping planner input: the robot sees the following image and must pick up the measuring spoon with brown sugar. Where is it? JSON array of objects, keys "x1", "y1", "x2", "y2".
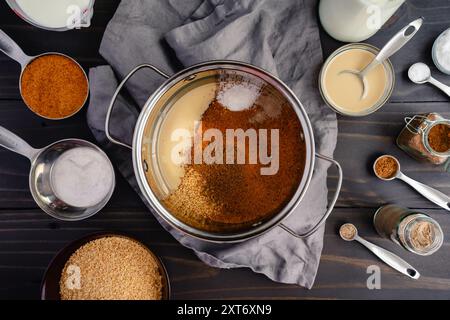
[{"x1": 374, "y1": 155, "x2": 450, "y2": 211}]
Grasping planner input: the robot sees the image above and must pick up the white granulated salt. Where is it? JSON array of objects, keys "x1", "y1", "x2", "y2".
[
  {"x1": 408, "y1": 63, "x2": 430, "y2": 83},
  {"x1": 435, "y1": 29, "x2": 450, "y2": 73},
  {"x1": 217, "y1": 83, "x2": 260, "y2": 111},
  {"x1": 50, "y1": 147, "x2": 114, "y2": 208}
]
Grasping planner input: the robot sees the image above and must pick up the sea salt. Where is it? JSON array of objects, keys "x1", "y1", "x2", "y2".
[
  {"x1": 217, "y1": 83, "x2": 261, "y2": 112},
  {"x1": 434, "y1": 29, "x2": 450, "y2": 73},
  {"x1": 50, "y1": 147, "x2": 114, "y2": 208},
  {"x1": 408, "y1": 63, "x2": 430, "y2": 83}
]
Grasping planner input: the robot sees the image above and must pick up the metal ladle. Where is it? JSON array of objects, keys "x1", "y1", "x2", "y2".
[
  {"x1": 0, "y1": 125, "x2": 116, "y2": 221},
  {"x1": 339, "y1": 223, "x2": 420, "y2": 280},
  {"x1": 0, "y1": 28, "x2": 89, "y2": 120},
  {"x1": 374, "y1": 155, "x2": 450, "y2": 211},
  {"x1": 408, "y1": 62, "x2": 450, "y2": 97},
  {"x1": 340, "y1": 18, "x2": 423, "y2": 100}
]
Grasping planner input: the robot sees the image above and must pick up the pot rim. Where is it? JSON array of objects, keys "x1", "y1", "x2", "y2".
[{"x1": 132, "y1": 60, "x2": 316, "y2": 243}]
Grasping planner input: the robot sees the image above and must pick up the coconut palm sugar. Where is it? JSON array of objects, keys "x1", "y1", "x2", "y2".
[
  {"x1": 375, "y1": 156, "x2": 398, "y2": 179},
  {"x1": 397, "y1": 113, "x2": 449, "y2": 165},
  {"x1": 21, "y1": 54, "x2": 88, "y2": 119},
  {"x1": 164, "y1": 99, "x2": 306, "y2": 232},
  {"x1": 59, "y1": 236, "x2": 163, "y2": 300},
  {"x1": 428, "y1": 124, "x2": 450, "y2": 153}
]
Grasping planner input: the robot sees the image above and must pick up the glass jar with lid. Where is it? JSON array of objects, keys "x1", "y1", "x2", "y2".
[
  {"x1": 374, "y1": 205, "x2": 443, "y2": 256},
  {"x1": 397, "y1": 113, "x2": 450, "y2": 166}
]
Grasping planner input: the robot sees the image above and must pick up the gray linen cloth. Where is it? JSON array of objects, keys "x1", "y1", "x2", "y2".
[{"x1": 87, "y1": 0, "x2": 337, "y2": 289}]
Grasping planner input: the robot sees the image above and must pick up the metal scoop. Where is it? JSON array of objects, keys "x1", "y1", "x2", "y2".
[
  {"x1": 340, "y1": 18, "x2": 423, "y2": 100},
  {"x1": 0, "y1": 125, "x2": 115, "y2": 221},
  {"x1": 0, "y1": 28, "x2": 89, "y2": 119},
  {"x1": 408, "y1": 62, "x2": 450, "y2": 97},
  {"x1": 374, "y1": 155, "x2": 450, "y2": 211},
  {"x1": 339, "y1": 223, "x2": 420, "y2": 280}
]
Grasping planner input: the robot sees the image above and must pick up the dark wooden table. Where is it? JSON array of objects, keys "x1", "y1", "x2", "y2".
[{"x1": 1, "y1": 0, "x2": 450, "y2": 300}]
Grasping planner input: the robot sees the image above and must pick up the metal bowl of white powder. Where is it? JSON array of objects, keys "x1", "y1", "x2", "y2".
[
  {"x1": 0, "y1": 124, "x2": 115, "y2": 221},
  {"x1": 432, "y1": 28, "x2": 450, "y2": 75}
]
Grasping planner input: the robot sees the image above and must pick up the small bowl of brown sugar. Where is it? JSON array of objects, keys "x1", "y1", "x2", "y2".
[
  {"x1": 373, "y1": 155, "x2": 400, "y2": 181},
  {"x1": 41, "y1": 233, "x2": 170, "y2": 300}
]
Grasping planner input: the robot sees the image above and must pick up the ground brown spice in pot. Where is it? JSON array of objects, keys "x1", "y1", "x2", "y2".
[
  {"x1": 21, "y1": 54, "x2": 88, "y2": 119},
  {"x1": 375, "y1": 156, "x2": 398, "y2": 179},
  {"x1": 59, "y1": 237, "x2": 163, "y2": 300},
  {"x1": 428, "y1": 124, "x2": 450, "y2": 153},
  {"x1": 164, "y1": 99, "x2": 306, "y2": 232}
]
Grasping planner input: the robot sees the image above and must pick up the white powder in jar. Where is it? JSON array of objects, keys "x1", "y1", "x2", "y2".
[
  {"x1": 50, "y1": 147, "x2": 114, "y2": 208},
  {"x1": 434, "y1": 29, "x2": 450, "y2": 73},
  {"x1": 217, "y1": 83, "x2": 261, "y2": 111}
]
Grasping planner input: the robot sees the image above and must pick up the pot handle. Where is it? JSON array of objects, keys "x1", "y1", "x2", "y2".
[
  {"x1": 105, "y1": 64, "x2": 170, "y2": 150},
  {"x1": 279, "y1": 153, "x2": 343, "y2": 238}
]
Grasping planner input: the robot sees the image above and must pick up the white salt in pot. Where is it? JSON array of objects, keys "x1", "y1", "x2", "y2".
[{"x1": 105, "y1": 61, "x2": 343, "y2": 243}]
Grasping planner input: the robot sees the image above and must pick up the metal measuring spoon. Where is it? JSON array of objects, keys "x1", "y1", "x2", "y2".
[
  {"x1": 340, "y1": 18, "x2": 423, "y2": 100},
  {"x1": 408, "y1": 62, "x2": 450, "y2": 97},
  {"x1": 0, "y1": 28, "x2": 89, "y2": 119},
  {"x1": 374, "y1": 155, "x2": 450, "y2": 211},
  {"x1": 339, "y1": 223, "x2": 420, "y2": 280}
]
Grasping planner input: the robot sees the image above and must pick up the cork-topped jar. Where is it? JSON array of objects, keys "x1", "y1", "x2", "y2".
[{"x1": 397, "y1": 113, "x2": 450, "y2": 166}]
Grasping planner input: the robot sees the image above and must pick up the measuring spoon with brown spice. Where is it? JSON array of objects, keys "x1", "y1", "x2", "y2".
[
  {"x1": 339, "y1": 223, "x2": 420, "y2": 280},
  {"x1": 373, "y1": 155, "x2": 450, "y2": 211}
]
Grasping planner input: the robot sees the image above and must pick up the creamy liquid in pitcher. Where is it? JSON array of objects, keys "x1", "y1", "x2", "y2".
[
  {"x1": 16, "y1": 0, "x2": 91, "y2": 28},
  {"x1": 323, "y1": 48, "x2": 388, "y2": 114}
]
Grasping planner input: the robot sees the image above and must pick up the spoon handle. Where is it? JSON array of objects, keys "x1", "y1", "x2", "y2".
[
  {"x1": 355, "y1": 236, "x2": 420, "y2": 280},
  {"x1": 398, "y1": 173, "x2": 450, "y2": 211},
  {"x1": 428, "y1": 77, "x2": 450, "y2": 97},
  {"x1": 362, "y1": 18, "x2": 423, "y2": 76},
  {"x1": 0, "y1": 28, "x2": 30, "y2": 67},
  {"x1": 0, "y1": 125, "x2": 39, "y2": 160}
]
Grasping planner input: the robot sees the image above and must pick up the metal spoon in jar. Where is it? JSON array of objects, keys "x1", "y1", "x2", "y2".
[
  {"x1": 339, "y1": 223, "x2": 420, "y2": 280},
  {"x1": 340, "y1": 18, "x2": 423, "y2": 100},
  {"x1": 374, "y1": 155, "x2": 450, "y2": 211},
  {"x1": 408, "y1": 62, "x2": 450, "y2": 97}
]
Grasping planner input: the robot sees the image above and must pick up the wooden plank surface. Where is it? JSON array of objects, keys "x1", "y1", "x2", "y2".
[
  {"x1": 1, "y1": 207, "x2": 449, "y2": 300},
  {"x1": 0, "y1": 0, "x2": 450, "y2": 300}
]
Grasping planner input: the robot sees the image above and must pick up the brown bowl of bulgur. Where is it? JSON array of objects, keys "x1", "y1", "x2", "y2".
[{"x1": 41, "y1": 232, "x2": 170, "y2": 300}]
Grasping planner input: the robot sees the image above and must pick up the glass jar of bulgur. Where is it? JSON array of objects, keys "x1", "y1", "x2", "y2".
[{"x1": 397, "y1": 113, "x2": 450, "y2": 166}]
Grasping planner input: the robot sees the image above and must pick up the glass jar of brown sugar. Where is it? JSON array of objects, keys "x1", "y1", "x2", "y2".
[
  {"x1": 397, "y1": 113, "x2": 450, "y2": 166},
  {"x1": 374, "y1": 205, "x2": 443, "y2": 256}
]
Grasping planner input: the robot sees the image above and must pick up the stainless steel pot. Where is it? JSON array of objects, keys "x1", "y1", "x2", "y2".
[{"x1": 105, "y1": 61, "x2": 342, "y2": 242}]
